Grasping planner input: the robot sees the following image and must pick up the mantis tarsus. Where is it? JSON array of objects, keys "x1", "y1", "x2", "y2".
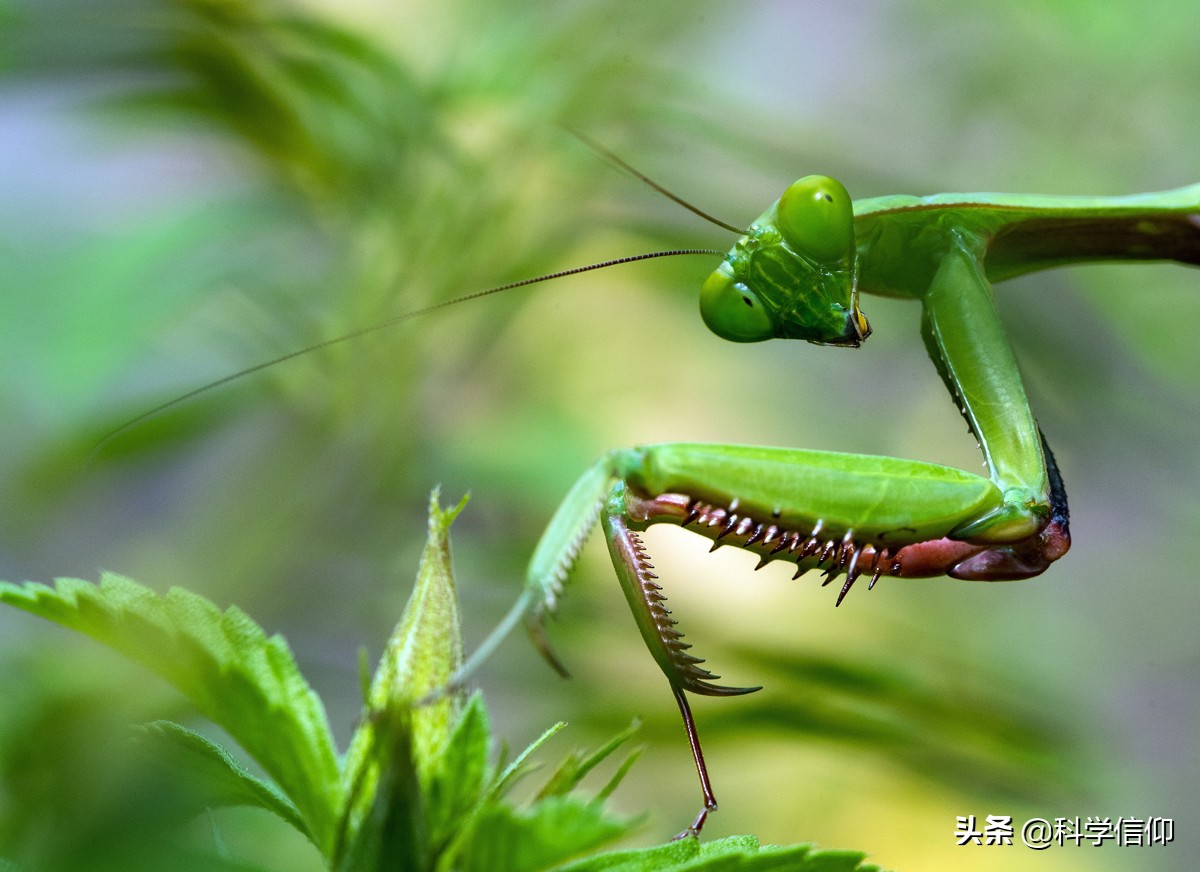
[{"x1": 107, "y1": 138, "x2": 1200, "y2": 837}]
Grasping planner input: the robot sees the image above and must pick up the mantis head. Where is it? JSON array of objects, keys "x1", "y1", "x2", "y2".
[{"x1": 700, "y1": 175, "x2": 870, "y2": 346}]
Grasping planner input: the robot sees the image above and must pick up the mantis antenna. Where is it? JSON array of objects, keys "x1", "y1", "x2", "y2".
[
  {"x1": 566, "y1": 128, "x2": 749, "y2": 235},
  {"x1": 94, "y1": 136, "x2": 749, "y2": 457},
  {"x1": 91, "y1": 248, "x2": 725, "y2": 458}
]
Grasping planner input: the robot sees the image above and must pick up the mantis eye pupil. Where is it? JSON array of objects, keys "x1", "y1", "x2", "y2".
[{"x1": 776, "y1": 175, "x2": 854, "y2": 263}]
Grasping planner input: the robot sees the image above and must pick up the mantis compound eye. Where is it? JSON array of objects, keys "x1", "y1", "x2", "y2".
[
  {"x1": 699, "y1": 265, "x2": 774, "y2": 342},
  {"x1": 776, "y1": 175, "x2": 855, "y2": 263}
]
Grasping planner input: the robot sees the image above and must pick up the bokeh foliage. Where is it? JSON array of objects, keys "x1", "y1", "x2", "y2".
[{"x1": 1, "y1": 1, "x2": 1197, "y2": 870}]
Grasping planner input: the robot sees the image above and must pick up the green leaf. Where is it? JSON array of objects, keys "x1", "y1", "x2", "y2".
[
  {"x1": 551, "y1": 838, "x2": 699, "y2": 872},
  {"x1": 135, "y1": 720, "x2": 307, "y2": 837},
  {"x1": 457, "y1": 795, "x2": 631, "y2": 872},
  {"x1": 0, "y1": 574, "x2": 341, "y2": 852},
  {"x1": 592, "y1": 747, "x2": 643, "y2": 804},
  {"x1": 425, "y1": 693, "x2": 492, "y2": 852},
  {"x1": 536, "y1": 721, "x2": 640, "y2": 800},
  {"x1": 553, "y1": 836, "x2": 886, "y2": 872},
  {"x1": 333, "y1": 706, "x2": 426, "y2": 872},
  {"x1": 489, "y1": 720, "x2": 568, "y2": 800},
  {"x1": 434, "y1": 718, "x2": 647, "y2": 871}
]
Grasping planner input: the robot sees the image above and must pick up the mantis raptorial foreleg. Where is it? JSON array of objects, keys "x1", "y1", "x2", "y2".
[{"x1": 519, "y1": 432, "x2": 1066, "y2": 833}]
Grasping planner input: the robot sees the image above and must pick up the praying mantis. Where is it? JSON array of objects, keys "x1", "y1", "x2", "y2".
[{"x1": 106, "y1": 139, "x2": 1200, "y2": 838}]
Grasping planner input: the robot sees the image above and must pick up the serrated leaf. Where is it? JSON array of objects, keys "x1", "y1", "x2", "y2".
[
  {"x1": 553, "y1": 836, "x2": 886, "y2": 872},
  {"x1": 457, "y1": 795, "x2": 632, "y2": 872},
  {"x1": 0, "y1": 574, "x2": 340, "y2": 852},
  {"x1": 136, "y1": 720, "x2": 307, "y2": 836},
  {"x1": 766, "y1": 848, "x2": 877, "y2": 872},
  {"x1": 689, "y1": 837, "x2": 878, "y2": 872},
  {"x1": 551, "y1": 838, "x2": 699, "y2": 872}
]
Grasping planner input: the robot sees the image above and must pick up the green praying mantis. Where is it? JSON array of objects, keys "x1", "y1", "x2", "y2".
[{"x1": 104, "y1": 138, "x2": 1200, "y2": 837}]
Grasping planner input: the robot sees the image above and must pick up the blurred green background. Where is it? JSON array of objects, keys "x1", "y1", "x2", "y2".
[{"x1": 1, "y1": 0, "x2": 1197, "y2": 869}]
